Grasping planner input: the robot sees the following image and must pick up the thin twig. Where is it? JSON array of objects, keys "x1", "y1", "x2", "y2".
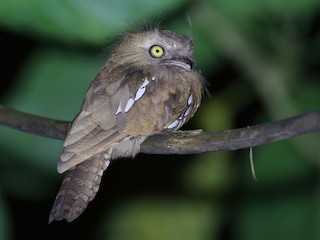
[{"x1": 0, "y1": 104, "x2": 319, "y2": 155}]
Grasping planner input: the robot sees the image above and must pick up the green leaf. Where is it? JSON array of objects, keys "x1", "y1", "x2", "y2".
[
  {"x1": 209, "y1": 0, "x2": 320, "y2": 18},
  {"x1": 0, "y1": 0, "x2": 186, "y2": 45}
]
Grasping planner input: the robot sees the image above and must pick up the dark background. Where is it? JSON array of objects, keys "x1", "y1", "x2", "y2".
[{"x1": 0, "y1": 1, "x2": 319, "y2": 240}]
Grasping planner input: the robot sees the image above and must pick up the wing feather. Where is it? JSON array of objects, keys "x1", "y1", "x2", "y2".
[
  {"x1": 58, "y1": 131, "x2": 121, "y2": 173},
  {"x1": 57, "y1": 66, "x2": 136, "y2": 173}
]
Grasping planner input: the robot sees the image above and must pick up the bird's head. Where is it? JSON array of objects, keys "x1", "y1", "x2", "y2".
[{"x1": 110, "y1": 29, "x2": 195, "y2": 71}]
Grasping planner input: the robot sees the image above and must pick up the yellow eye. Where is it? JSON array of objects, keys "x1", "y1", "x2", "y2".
[{"x1": 149, "y1": 45, "x2": 164, "y2": 58}]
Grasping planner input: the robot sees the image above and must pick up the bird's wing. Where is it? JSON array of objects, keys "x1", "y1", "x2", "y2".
[{"x1": 57, "y1": 65, "x2": 146, "y2": 173}]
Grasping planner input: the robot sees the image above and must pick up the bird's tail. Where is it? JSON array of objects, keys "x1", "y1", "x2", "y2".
[{"x1": 48, "y1": 153, "x2": 109, "y2": 223}]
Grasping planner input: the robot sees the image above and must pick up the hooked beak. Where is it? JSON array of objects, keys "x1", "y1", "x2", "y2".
[{"x1": 164, "y1": 56, "x2": 195, "y2": 71}]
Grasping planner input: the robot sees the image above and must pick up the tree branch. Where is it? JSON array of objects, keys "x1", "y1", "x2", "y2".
[
  {"x1": 0, "y1": 104, "x2": 319, "y2": 154},
  {"x1": 0, "y1": 105, "x2": 69, "y2": 140}
]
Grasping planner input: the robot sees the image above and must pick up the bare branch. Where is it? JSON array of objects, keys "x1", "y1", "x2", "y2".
[
  {"x1": 142, "y1": 110, "x2": 320, "y2": 154},
  {"x1": 0, "y1": 105, "x2": 69, "y2": 140},
  {"x1": 0, "y1": 104, "x2": 319, "y2": 154}
]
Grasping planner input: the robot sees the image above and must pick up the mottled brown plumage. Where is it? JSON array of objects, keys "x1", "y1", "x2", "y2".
[{"x1": 49, "y1": 29, "x2": 206, "y2": 223}]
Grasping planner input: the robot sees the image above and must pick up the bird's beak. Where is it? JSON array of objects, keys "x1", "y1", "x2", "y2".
[{"x1": 165, "y1": 56, "x2": 195, "y2": 71}]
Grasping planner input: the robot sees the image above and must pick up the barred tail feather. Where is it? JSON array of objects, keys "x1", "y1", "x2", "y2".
[{"x1": 49, "y1": 153, "x2": 109, "y2": 223}]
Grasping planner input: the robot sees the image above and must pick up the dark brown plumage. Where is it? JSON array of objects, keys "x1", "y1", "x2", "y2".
[{"x1": 49, "y1": 29, "x2": 206, "y2": 223}]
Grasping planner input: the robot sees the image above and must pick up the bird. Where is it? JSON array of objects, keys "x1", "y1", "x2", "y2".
[{"x1": 48, "y1": 28, "x2": 206, "y2": 223}]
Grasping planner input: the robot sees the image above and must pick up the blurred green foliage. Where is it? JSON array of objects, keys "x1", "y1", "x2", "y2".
[
  {"x1": 0, "y1": 0, "x2": 185, "y2": 45},
  {"x1": 0, "y1": 0, "x2": 319, "y2": 240},
  {"x1": 103, "y1": 199, "x2": 220, "y2": 240}
]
